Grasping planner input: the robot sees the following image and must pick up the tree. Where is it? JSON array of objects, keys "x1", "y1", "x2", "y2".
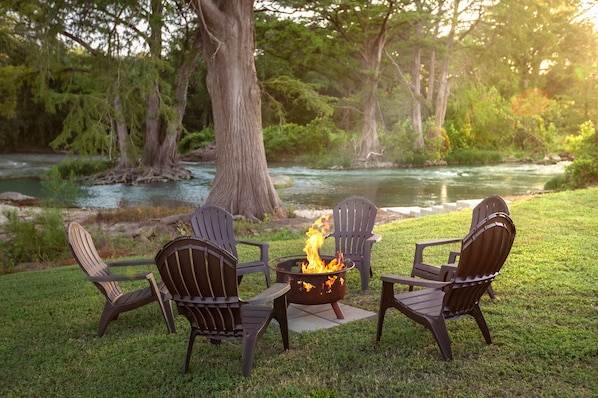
[
  {"x1": 190, "y1": 0, "x2": 286, "y2": 220},
  {"x1": 280, "y1": 0, "x2": 410, "y2": 165}
]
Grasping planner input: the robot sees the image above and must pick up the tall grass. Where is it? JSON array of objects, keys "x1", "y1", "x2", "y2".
[{"x1": 0, "y1": 188, "x2": 596, "y2": 397}]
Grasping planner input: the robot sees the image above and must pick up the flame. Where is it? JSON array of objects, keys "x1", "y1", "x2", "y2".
[
  {"x1": 298, "y1": 281, "x2": 316, "y2": 292},
  {"x1": 301, "y1": 215, "x2": 345, "y2": 273}
]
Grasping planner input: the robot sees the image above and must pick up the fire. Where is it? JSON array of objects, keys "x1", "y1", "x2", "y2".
[{"x1": 301, "y1": 215, "x2": 345, "y2": 273}]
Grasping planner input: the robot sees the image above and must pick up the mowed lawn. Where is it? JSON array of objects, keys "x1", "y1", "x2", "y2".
[{"x1": 0, "y1": 188, "x2": 596, "y2": 397}]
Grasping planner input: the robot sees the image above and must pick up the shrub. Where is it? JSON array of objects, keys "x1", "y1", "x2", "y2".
[
  {"x1": 0, "y1": 208, "x2": 68, "y2": 272},
  {"x1": 562, "y1": 157, "x2": 598, "y2": 189},
  {"x1": 178, "y1": 126, "x2": 215, "y2": 154},
  {"x1": 42, "y1": 167, "x2": 85, "y2": 207},
  {"x1": 51, "y1": 158, "x2": 113, "y2": 178},
  {"x1": 561, "y1": 121, "x2": 598, "y2": 189},
  {"x1": 263, "y1": 118, "x2": 339, "y2": 162}
]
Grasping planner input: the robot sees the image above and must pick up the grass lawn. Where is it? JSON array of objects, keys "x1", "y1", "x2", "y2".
[{"x1": 1, "y1": 188, "x2": 596, "y2": 397}]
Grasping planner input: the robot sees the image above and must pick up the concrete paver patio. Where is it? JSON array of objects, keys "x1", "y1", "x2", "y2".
[{"x1": 286, "y1": 303, "x2": 377, "y2": 333}]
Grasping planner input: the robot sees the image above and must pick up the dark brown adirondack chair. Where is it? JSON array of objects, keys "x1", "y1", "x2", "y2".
[
  {"x1": 155, "y1": 236, "x2": 290, "y2": 377},
  {"x1": 190, "y1": 205, "x2": 271, "y2": 287},
  {"x1": 376, "y1": 212, "x2": 516, "y2": 360},
  {"x1": 410, "y1": 195, "x2": 510, "y2": 298},
  {"x1": 326, "y1": 196, "x2": 381, "y2": 291},
  {"x1": 67, "y1": 222, "x2": 175, "y2": 337}
]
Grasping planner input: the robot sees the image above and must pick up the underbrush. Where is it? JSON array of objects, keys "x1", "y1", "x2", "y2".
[
  {"x1": 0, "y1": 208, "x2": 69, "y2": 273},
  {"x1": 92, "y1": 205, "x2": 196, "y2": 223}
]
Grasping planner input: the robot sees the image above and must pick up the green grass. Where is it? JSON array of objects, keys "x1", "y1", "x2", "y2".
[{"x1": 1, "y1": 189, "x2": 597, "y2": 397}]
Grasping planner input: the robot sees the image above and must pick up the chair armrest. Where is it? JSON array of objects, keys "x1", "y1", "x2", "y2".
[
  {"x1": 88, "y1": 273, "x2": 153, "y2": 283},
  {"x1": 236, "y1": 240, "x2": 269, "y2": 263},
  {"x1": 438, "y1": 264, "x2": 457, "y2": 282},
  {"x1": 413, "y1": 238, "x2": 462, "y2": 266},
  {"x1": 236, "y1": 240, "x2": 269, "y2": 249},
  {"x1": 381, "y1": 274, "x2": 451, "y2": 289},
  {"x1": 244, "y1": 283, "x2": 291, "y2": 305},
  {"x1": 368, "y1": 234, "x2": 382, "y2": 243},
  {"x1": 107, "y1": 258, "x2": 155, "y2": 267},
  {"x1": 447, "y1": 250, "x2": 460, "y2": 264}
]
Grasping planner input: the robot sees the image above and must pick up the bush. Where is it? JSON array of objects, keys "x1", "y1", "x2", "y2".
[
  {"x1": 0, "y1": 208, "x2": 68, "y2": 272},
  {"x1": 562, "y1": 157, "x2": 598, "y2": 189},
  {"x1": 51, "y1": 158, "x2": 113, "y2": 178},
  {"x1": 561, "y1": 121, "x2": 598, "y2": 189},
  {"x1": 178, "y1": 126, "x2": 215, "y2": 154},
  {"x1": 263, "y1": 118, "x2": 340, "y2": 162},
  {"x1": 41, "y1": 167, "x2": 84, "y2": 207}
]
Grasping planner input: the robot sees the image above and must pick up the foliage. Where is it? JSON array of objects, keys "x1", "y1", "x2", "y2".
[
  {"x1": 263, "y1": 117, "x2": 340, "y2": 162},
  {"x1": 562, "y1": 120, "x2": 598, "y2": 189},
  {"x1": 444, "y1": 149, "x2": 504, "y2": 165},
  {"x1": 41, "y1": 167, "x2": 85, "y2": 207},
  {"x1": 178, "y1": 126, "x2": 215, "y2": 154},
  {"x1": 0, "y1": 189, "x2": 597, "y2": 396},
  {"x1": 50, "y1": 158, "x2": 113, "y2": 179},
  {"x1": 0, "y1": 208, "x2": 68, "y2": 272}
]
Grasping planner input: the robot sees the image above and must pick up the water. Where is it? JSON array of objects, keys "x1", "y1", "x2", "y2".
[{"x1": 0, "y1": 153, "x2": 566, "y2": 209}]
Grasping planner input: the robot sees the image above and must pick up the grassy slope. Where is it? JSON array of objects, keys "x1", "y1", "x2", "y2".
[{"x1": 0, "y1": 188, "x2": 596, "y2": 397}]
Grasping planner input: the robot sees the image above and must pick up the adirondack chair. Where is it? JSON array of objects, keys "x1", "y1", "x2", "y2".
[
  {"x1": 326, "y1": 196, "x2": 381, "y2": 291},
  {"x1": 410, "y1": 195, "x2": 510, "y2": 298},
  {"x1": 376, "y1": 212, "x2": 516, "y2": 360},
  {"x1": 190, "y1": 205, "x2": 271, "y2": 286},
  {"x1": 67, "y1": 222, "x2": 175, "y2": 337},
  {"x1": 155, "y1": 236, "x2": 290, "y2": 377}
]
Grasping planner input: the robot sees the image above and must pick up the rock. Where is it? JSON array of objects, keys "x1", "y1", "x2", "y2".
[
  {"x1": 271, "y1": 174, "x2": 294, "y2": 188},
  {"x1": 0, "y1": 192, "x2": 42, "y2": 206}
]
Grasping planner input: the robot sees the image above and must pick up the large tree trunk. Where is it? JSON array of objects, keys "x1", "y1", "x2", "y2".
[
  {"x1": 140, "y1": 0, "x2": 191, "y2": 182},
  {"x1": 192, "y1": 0, "x2": 285, "y2": 220}
]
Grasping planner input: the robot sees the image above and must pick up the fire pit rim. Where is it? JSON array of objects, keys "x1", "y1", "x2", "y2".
[{"x1": 269, "y1": 255, "x2": 355, "y2": 275}]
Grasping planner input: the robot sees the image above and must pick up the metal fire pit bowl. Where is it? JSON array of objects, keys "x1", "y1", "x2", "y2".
[{"x1": 271, "y1": 255, "x2": 354, "y2": 319}]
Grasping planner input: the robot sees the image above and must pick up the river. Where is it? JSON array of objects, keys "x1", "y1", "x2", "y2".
[{"x1": 0, "y1": 153, "x2": 566, "y2": 209}]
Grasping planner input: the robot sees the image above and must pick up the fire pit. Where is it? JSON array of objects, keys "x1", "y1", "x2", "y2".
[
  {"x1": 271, "y1": 215, "x2": 355, "y2": 319},
  {"x1": 271, "y1": 256, "x2": 354, "y2": 319}
]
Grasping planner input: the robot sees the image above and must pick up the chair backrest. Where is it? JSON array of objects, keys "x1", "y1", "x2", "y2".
[
  {"x1": 330, "y1": 196, "x2": 378, "y2": 257},
  {"x1": 190, "y1": 205, "x2": 238, "y2": 258},
  {"x1": 155, "y1": 236, "x2": 243, "y2": 339},
  {"x1": 443, "y1": 212, "x2": 516, "y2": 318},
  {"x1": 470, "y1": 195, "x2": 510, "y2": 232},
  {"x1": 67, "y1": 222, "x2": 122, "y2": 302}
]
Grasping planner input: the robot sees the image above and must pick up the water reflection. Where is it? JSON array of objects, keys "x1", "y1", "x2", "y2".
[{"x1": 0, "y1": 153, "x2": 565, "y2": 209}]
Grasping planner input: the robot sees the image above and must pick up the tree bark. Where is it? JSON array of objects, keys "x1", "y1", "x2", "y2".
[
  {"x1": 191, "y1": 0, "x2": 285, "y2": 220},
  {"x1": 140, "y1": 0, "x2": 191, "y2": 182},
  {"x1": 111, "y1": 93, "x2": 133, "y2": 169},
  {"x1": 412, "y1": 40, "x2": 424, "y2": 150}
]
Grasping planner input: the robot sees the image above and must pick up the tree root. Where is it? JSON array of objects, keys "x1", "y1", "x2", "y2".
[{"x1": 93, "y1": 166, "x2": 192, "y2": 185}]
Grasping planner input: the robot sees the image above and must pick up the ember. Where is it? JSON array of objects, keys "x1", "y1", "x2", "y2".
[{"x1": 302, "y1": 215, "x2": 345, "y2": 273}]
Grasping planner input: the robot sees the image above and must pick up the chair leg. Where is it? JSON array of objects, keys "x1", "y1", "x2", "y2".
[
  {"x1": 471, "y1": 304, "x2": 492, "y2": 344},
  {"x1": 273, "y1": 297, "x2": 289, "y2": 350},
  {"x1": 427, "y1": 316, "x2": 453, "y2": 360},
  {"x1": 376, "y1": 282, "x2": 394, "y2": 342},
  {"x1": 486, "y1": 284, "x2": 496, "y2": 299},
  {"x1": 360, "y1": 265, "x2": 370, "y2": 291},
  {"x1": 182, "y1": 329, "x2": 198, "y2": 374},
  {"x1": 242, "y1": 332, "x2": 259, "y2": 377},
  {"x1": 263, "y1": 269, "x2": 271, "y2": 287},
  {"x1": 161, "y1": 298, "x2": 176, "y2": 334},
  {"x1": 98, "y1": 302, "x2": 117, "y2": 337}
]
